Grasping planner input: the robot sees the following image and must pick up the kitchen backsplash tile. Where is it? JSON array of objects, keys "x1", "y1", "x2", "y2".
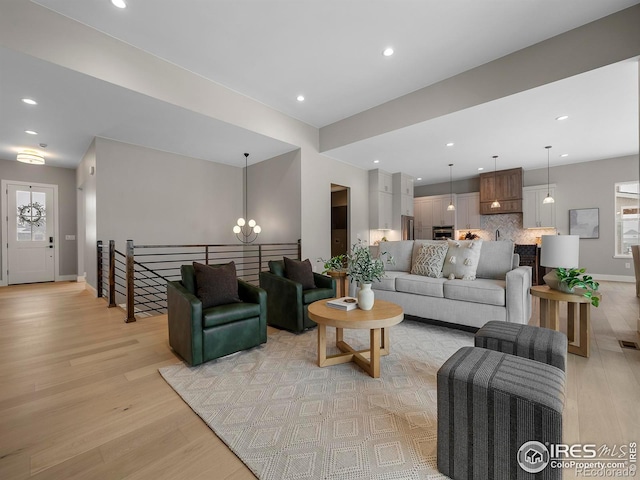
[{"x1": 458, "y1": 213, "x2": 556, "y2": 244}]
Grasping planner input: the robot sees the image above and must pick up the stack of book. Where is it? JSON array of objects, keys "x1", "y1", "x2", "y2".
[{"x1": 326, "y1": 297, "x2": 358, "y2": 311}]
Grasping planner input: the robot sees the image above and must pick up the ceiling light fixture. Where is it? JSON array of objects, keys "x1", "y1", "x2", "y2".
[
  {"x1": 560, "y1": 153, "x2": 569, "y2": 158},
  {"x1": 446, "y1": 142, "x2": 454, "y2": 147},
  {"x1": 490, "y1": 156, "x2": 501, "y2": 209},
  {"x1": 17, "y1": 150, "x2": 45, "y2": 165},
  {"x1": 543, "y1": 146, "x2": 555, "y2": 204},
  {"x1": 417, "y1": 177, "x2": 422, "y2": 181},
  {"x1": 556, "y1": 115, "x2": 569, "y2": 121},
  {"x1": 478, "y1": 167, "x2": 484, "y2": 171},
  {"x1": 296, "y1": 95, "x2": 305, "y2": 102},
  {"x1": 111, "y1": 0, "x2": 127, "y2": 8},
  {"x1": 21, "y1": 98, "x2": 37, "y2": 105},
  {"x1": 447, "y1": 164, "x2": 456, "y2": 211},
  {"x1": 233, "y1": 153, "x2": 261, "y2": 243},
  {"x1": 25, "y1": 130, "x2": 38, "y2": 135},
  {"x1": 382, "y1": 47, "x2": 394, "y2": 57},
  {"x1": 373, "y1": 159, "x2": 380, "y2": 164}
]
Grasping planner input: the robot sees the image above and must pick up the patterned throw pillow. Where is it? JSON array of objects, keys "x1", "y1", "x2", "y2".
[
  {"x1": 411, "y1": 242, "x2": 449, "y2": 278},
  {"x1": 442, "y1": 239, "x2": 483, "y2": 280}
]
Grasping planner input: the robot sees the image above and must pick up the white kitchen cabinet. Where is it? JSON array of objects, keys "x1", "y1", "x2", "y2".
[
  {"x1": 431, "y1": 195, "x2": 456, "y2": 227},
  {"x1": 370, "y1": 169, "x2": 393, "y2": 193},
  {"x1": 369, "y1": 170, "x2": 394, "y2": 230},
  {"x1": 523, "y1": 185, "x2": 556, "y2": 228},
  {"x1": 456, "y1": 192, "x2": 481, "y2": 230}
]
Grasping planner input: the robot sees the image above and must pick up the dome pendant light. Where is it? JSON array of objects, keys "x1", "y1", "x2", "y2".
[
  {"x1": 233, "y1": 153, "x2": 261, "y2": 243},
  {"x1": 490, "y1": 155, "x2": 501, "y2": 209},
  {"x1": 447, "y1": 163, "x2": 455, "y2": 211},
  {"x1": 543, "y1": 146, "x2": 555, "y2": 204}
]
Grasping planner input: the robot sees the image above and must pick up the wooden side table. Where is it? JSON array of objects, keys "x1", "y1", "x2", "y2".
[
  {"x1": 327, "y1": 270, "x2": 349, "y2": 298},
  {"x1": 530, "y1": 285, "x2": 601, "y2": 358}
]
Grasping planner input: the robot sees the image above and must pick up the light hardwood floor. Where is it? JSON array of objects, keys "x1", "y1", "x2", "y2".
[{"x1": 0, "y1": 281, "x2": 638, "y2": 479}]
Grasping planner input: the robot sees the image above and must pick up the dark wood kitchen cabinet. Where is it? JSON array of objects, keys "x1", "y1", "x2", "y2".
[{"x1": 479, "y1": 167, "x2": 523, "y2": 214}]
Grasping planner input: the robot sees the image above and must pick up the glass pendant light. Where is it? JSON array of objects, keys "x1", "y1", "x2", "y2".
[
  {"x1": 490, "y1": 155, "x2": 501, "y2": 209},
  {"x1": 543, "y1": 146, "x2": 555, "y2": 204},
  {"x1": 447, "y1": 163, "x2": 455, "y2": 211}
]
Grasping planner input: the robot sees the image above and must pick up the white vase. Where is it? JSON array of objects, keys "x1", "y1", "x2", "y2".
[{"x1": 358, "y1": 283, "x2": 374, "y2": 310}]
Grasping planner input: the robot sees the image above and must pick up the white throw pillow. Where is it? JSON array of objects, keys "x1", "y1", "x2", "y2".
[
  {"x1": 442, "y1": 239, "x2": 483, "y2": 280},
  {"x1": 411, "y1": 242, "x2": 449, "y2": 278}
]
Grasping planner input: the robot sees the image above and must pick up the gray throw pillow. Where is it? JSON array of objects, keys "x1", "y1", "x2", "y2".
[
  {"x1": 193, "y1": 261, "x2": 241, "y2": 309},
  {"x1": 411, "y1": 242, "x2": 448, "y2": 278},
  {"x1": 284, "y1": 257, "x2": 316, "y2": 290}
]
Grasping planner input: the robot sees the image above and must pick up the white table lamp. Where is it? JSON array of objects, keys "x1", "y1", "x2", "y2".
[{"x1": 540, "y1": 235, "x2": 580, "y2": 290}]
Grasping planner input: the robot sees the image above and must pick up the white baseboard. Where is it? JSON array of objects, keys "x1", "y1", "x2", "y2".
[
  {"x1": 591, "y1": 274, "x2": 634, "y2": 283},
  {"x1": 76, "y1": 275, "x2": 86, "y2": 283},
  {"x1": 57, "y1": 275, "x2": 77, "y2": 282}
]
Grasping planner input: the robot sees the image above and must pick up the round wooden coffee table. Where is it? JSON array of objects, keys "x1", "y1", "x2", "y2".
[{"x1": 308, "y1": 299, "x2": 404, "y2": 378}]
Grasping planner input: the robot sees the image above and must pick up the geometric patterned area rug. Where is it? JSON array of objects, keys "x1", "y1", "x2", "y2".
[{"x1": 159, "y1": 320, "x2": 473, "y2": 480}]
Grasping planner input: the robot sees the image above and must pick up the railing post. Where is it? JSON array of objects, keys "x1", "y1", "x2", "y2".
[
  {"x1": 125, "y1": 239, "x2": 136, "y2": 323},
  {"x1": 297, "y1": 239, "x2": 302, "y2": 260},
  {"x1": 108, "y1": 240, "x2": 117, "y2": 308},
  {"x1": 97, "y1": 240, "x2": 103, "y2": 298},
  {"x1": 258, "y1": 244, "x2": 262, "y2": 275},
  {"x1": 205, "y1": 245, "x2": 209, "y2": 265}
]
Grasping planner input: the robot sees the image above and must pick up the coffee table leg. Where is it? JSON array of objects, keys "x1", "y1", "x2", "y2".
[
  {"x1": 317, "y1": 324, "x2": 327, "y2": 367},
  {"x1": 370, "y1": 328, "x2": 381, "y2": 378}
]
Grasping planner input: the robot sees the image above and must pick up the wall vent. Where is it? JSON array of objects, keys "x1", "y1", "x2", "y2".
[{"x1": 618, "y1": 340, "x2": 640, "y2": 350}]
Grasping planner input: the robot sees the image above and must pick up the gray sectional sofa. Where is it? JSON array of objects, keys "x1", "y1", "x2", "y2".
[{"x1": 371, "y1": 240, "x2": 532, "y2": 329}]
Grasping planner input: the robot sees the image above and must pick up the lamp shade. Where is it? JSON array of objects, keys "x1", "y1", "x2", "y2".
[{"x1": 540, "y1": 235, "x2": 579, "y2": 268}]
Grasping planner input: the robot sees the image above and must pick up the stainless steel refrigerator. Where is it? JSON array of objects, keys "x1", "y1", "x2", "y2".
[{"x1": 401, "y1": 215, "x2": 414, "y2": 240}]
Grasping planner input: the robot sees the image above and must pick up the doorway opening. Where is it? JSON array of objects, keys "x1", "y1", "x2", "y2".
[{"x1": 331, "y1": 184, "x2": 349, "y2": 258}]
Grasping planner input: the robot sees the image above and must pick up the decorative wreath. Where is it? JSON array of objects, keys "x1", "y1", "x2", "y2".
[{"x1": 18, "y1": 202, "x2": 45, "y2": 227}]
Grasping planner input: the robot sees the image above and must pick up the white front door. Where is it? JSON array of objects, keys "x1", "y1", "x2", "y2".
[{"x1": 7, "y1": 184, "x2": 55, "y2": 284}]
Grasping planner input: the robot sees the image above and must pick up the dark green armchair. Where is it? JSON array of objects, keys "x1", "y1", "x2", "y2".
[
  {"x1": 259, "y1": 260, "x2": 336, "y2": 333},
  {"x1": 167, "y1": 265, "x2": 267, "y2": 366}
]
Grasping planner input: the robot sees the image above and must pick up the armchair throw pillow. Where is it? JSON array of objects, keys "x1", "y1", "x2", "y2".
[
  {"x1": 284, "y1": 257, "x2": 316, "y2": 290},
  {"x1": 411, "y1": 242, "x2": 449, "y2": 278},
  {"x1": 442, "y1": 239, "x2": 483, "y2": 280},
  {"x1": 193, "y1": 261, "x2": 241, "y2": 309}
]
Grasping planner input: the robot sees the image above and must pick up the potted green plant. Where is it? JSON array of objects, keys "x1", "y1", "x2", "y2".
[{"x1": 555, "y1": 267, "x2": 600, "y2": 307}]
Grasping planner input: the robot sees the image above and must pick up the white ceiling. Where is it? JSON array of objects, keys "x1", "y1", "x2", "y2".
[{"x1": 0, "y1": 0, "x2": 638, "y2": 179}]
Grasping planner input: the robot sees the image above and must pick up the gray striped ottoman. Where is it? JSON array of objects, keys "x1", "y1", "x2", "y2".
[
  {"x1": 437, "y1": 346, "x2": 565, "y2": 480},
  {"x1": 475, "y1": 321, "x2": 568, "y2": 371}
]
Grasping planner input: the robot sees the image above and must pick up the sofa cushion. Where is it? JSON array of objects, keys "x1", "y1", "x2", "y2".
[
  {"x1": 193, "y1": 261, "x2": 241, "y2": 309},
  {"x1": 396, "y1": 274, "x2": 446, "y2": 298},
  {"x1": 379, "y1": 240, "x2": 414, "y2": 272},
  {"x1": 442, "y1": 239, "x2": 483, "y2": 280},
  {"x1": 476, "y1": 240, "x2": 515, "y2": 280},
  {"x1": 411, "y1": 242, "x2": 448, "y2": 277},
  {"x1": 371, "y1": 271, "x2": 408, "y2": 292},
  {"x1": 284, "y1": 257, "x2": 316, "y2": 289},
  {"x1": 443, "y1": 278, "x2": 506, "y2": 306},
  {"x1": 303, "y1": 288, "x2": 335, "y2": 304},
  {"x1": 202, "y1": 301, "x2": 261, "y2": 328}
]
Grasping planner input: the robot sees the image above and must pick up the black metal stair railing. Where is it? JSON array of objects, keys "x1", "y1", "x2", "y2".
[{"x1": 97, "y1": 239, "x2": 301, "y2": 323}]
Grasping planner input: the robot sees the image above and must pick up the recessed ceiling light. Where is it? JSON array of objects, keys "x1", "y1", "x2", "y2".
[
  {"x1": 560, "y1": 153, "x2": 569, "y2": 157},
  {"x1": 25, "y1": 130, "x2": 38, "y2": 135},
  {"x1": 22, "y1": 98, "x2": 37, "y2": 105},
  {"x1": 111, "y1": 0, "x2": 127, "y2": 8},
  {"x1": 373, "y1": 160, "x2": 380, "y2": 164},
  {"x1": 556, "y1": 115, "x2": 569, "y2": 121},
  {"x1": 417, "y1": 177, "x2": 422, "y2": 181},
  {"x1": 296, "y1": 95, "x2": 305, "y2": 102},
  {"x1": 446, "y1": 142, "x2": 454, "y2": 147},
  {"x1": 382, "y1": 47, "x2": 394, "y2": 57},
  {"x1": 478, "y1": 167, "x2": 484, "y2": 171}
]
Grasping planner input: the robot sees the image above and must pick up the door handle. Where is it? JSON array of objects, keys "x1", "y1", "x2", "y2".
[{"x1": 48, "y1": 245, "x2": 54, "y2": 248}]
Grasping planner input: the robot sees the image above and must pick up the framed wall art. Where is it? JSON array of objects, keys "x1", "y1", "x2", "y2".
[{"x1": 569, "y1": 208, "x2": 599, "y2": 239}]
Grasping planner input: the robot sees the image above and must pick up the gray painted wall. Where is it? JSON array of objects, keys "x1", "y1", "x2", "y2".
[
  {"x1": 77, "y1": 139, "x2": 97, "y2": 286},
  {"x1": 0, "y1": 157, "x2": 77, "y2": 281}
]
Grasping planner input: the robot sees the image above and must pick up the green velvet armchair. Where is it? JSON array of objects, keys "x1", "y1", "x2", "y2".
[
  {"x1": 167, "y1": 265, "x2": 267, "y2": 366},
  {"x1": 259, "y1": 260, "x2": 336, "y2": 333}
]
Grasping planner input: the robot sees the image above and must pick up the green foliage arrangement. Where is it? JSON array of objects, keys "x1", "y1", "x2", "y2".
[
  {"x1": 319, "y1": 240, "x2": 394, "y2": 284},
  {"x1": 556, "y1": 267, "x2": 600, "y2": 307}
]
